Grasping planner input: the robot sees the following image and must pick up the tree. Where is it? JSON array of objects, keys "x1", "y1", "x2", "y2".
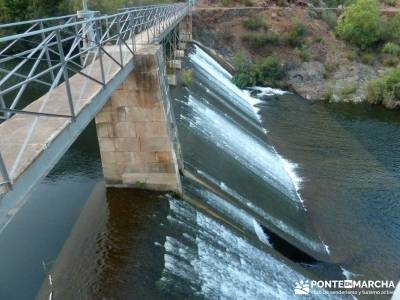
[{"x1": 336, "y1": 0, "x2": 382, "y2": 49}]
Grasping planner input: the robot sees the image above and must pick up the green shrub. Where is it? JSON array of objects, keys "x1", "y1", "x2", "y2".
[
  {"x1": 365, "y1": 78, "x2": 386, "y2": 104},
  {"x1": 233, "y1": 51, "x2": 252, "y2": 71},
  {"x1": 257, "y1": 56, "x2": 285, "y2": 85},
  {"x1": 232, "y1": 56, "x2": 285, "y2": 88},
  {"x1": 383, "y1": 13, "x2": 400, "y2": 43},
  {"x1": 361, "y1": 52, "x2": 376, "y2": 64},
  {"x1": 382, "y1": 0, "x2": 396, "y2": 6},
  {"x1": 293, "y1": 23, "x2": 308, "y2": 37},
  {"x1": 222, "y1": 0, "x2": 233, "y2": 6},
  {"x1": 319, "y1": 10, "x2": 338, "y2": 29},
  {"x1": 242, "y1": 16, "x2": 267, "y2": 31},
  {"x1": 346, "y1": 49, "x2": 358, "y2": 61},
  {"x1": 284, "y1": 23, "x2": 308, "y2": 47},
  {"x1": 323, "y1": 85, "x2": 335, "y2": 101},
  {"x1": 181, "y1": 69, "x2": 193, "y2": 86},
  {"x1": 323, "y1": 63, "x2": 338, "y2": 78},
  {"x1": 336, "y1": 0, "x2": 382, "y2": 49},
  {"x1": 365, "y1": 68, "x2": 400, "y2": 104},
  {"x1": 382, "y1": 42, "x2": 400, "y2": 55},
  {"x1": 240, "y1": 0, "x2": 254, "y2": 6},
  {"x1": 241, "y1": 32, "x2": 278, "y2": 50},
  {"x1": 295, "y1": 45, "x2": 311, "y2": 61},
  {"x1": 340, "y1": 81, "x2": 358, "y2": 99},
  {"x1": 384, "y1": 57, "x2": 399, "y2": 66}
]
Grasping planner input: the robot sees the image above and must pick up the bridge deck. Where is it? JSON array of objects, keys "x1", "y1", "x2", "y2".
[{"x1": 0, "y1": 13, "x2": 185, "y2": 202}]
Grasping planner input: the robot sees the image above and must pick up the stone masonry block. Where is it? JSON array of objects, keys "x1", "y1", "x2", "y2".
[
  {"x1": 114, "y1": 122, "x2": 136, "y2": 138},
  {"x1": 100, "y1": 151, "x2": 116, "y2": 164},
  {"x1": 115, "y1": 137, "x2": 140, "y2": 152},
  {"x1": 95, "y1": 111, "x2": 112, "y2": 123},
  {"x1": 135, "y1": 121, "x2": 167, "y2": 138},
  {"x1": 155, "y1": 151, "x2": 171, "y2": 163},
  {"x1": 98, "y1": 138, "x2": 115, "y2": 152},
  {"x1": 96, "y1": 123, "x2": 111, "y2": 138},
  {"x1": 140, "y1": 137, "x2": 171, "y2": 152},
  {"x1": 111, "y1": 90, "x2": 139, "y2": 108}
]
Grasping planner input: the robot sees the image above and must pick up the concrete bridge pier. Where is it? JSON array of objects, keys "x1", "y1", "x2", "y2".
[
  {"x1": 179, "y1": 15, "x2": 192, "y2": 43},
  {"x1": 166, "y1": 16, "x2": 192, "y2": 87},
  {"x1": 95, "y1": 45, "x2": 182, "y2": 193}
]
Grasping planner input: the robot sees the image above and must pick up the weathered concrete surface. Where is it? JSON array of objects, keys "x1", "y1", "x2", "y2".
[
  {"x1": 168, "y1": 59, "x2": 182, "y2": 69},
  {"x1": 95, "y1": 45, "x2": 181, "y2": 192},
  {"x1": 179, "y1": 15, "x2": 193, "y2": 42}
]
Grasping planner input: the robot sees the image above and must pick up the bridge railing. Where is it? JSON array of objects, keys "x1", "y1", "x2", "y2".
[{"x1": 0, "y1": 2, "x2": 189, "y2": 189}]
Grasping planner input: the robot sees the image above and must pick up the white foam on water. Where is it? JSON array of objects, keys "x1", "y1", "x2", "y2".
[
  {"x1": 161, "y1": 197, "x2": 342, "y2": 299},
  {"x1": 249, "y1": 86, "x2": 288, "y2": 96},
  {"x1": 194, "y1": 187, "x2": 272, "y2": 246},
  {"x1": 323, "y1": 243, "x2": 331, "y2": 255},
  {"x1": 252, "y1": 219, "x2": 272, "y2": 246},
  {"x1": 340, "y1": 266, "x2": 360, "y2": 279},
  {"x1": 277, "y1": 153, "x2": 305, "y2": 205},
  {"x1": 183, "y1": 95, "x2": 304, "y2": 206},
  {"x1": 196, "y1": 169, "x2": 326, "y2": 254}
]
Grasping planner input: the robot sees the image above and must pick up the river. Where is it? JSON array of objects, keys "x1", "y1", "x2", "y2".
[{"x1": 1, "y1": 45, "x2": 399, "y2": 300}]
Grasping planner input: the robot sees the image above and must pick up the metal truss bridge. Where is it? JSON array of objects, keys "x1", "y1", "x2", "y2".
[{"x1": 0, "y1": 1, "x2": 193, "y2": 231}]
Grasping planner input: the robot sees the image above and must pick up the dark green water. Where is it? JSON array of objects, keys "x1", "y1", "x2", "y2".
[
  {"x1": 0, "y1": 122, "x2": 102, "y2": 300},
  {"x1": 257, "y1": 94, "x2": 400, "y2": 283}
]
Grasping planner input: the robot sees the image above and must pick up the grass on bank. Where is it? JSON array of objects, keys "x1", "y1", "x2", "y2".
[
  {"x1": 181, "y1": 69, "x2": 193, "y2": 86},
  {"x1": 365, "y1": 68, "x2": 400, "y2": 105}
]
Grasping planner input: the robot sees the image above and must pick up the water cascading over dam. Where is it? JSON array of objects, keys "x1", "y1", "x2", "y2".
[{"x1": 156, "y1": 45, "x2": 342, "y2": 297}]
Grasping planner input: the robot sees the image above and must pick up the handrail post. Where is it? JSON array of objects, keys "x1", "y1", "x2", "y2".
[
  {"x1": 95, "y1": 19, "x2": 106, "y2": 85},
  {"x1": 116, "y1": 15, "x2": 124, "y2": 66},
  {"x1": 56, "y1": 29, "x2": 75, "y2": 120},
  {"x1": 0, "y1": 152, "x2": 12, "y2": 190},
  {"x1": 129, "y1": 11, "x2": 136, "y2": 53},
  {"x1": 40, "y1": 21, "x2": 55, "y2": 82},
  {"x1": 73, "y1": 17, "x2": 84, "y2": 67}
]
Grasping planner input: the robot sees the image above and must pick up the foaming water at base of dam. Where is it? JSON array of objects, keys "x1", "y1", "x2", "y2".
[{"x1": 160, "y1": 197, "x2": 340, "y2": 300}]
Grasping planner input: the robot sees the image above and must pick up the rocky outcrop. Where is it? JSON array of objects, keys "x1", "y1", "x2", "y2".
[
  {"x1": 286, "y1": 61, "x2": 380, "y2": 102},
  {"x1": 286, "y1": 61, "x2": 326, "y2": 100}
]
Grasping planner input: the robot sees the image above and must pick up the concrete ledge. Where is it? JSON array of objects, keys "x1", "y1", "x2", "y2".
[
  {"x1": 122, "y1": 172, "x2": 178, "y2": 192},
  {"x1": 178, "y1": 42, "x2": 187, "y2": 50},
  {"x1": 174, "y1": 50, "x2": 185, "y2": 58},
  {"x1": 167, "y1": 74, "x2": 177, "y2": 86},
  {"x1": 168, "y1": 60, "x2": 182, "y2": 69}
]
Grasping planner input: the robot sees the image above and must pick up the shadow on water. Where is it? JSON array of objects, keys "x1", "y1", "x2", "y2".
[
  {"x1": 0, "y1": 121, "x2": 102, "y2": 300},
  {"x1": 36, "y1": 186, "x2": 169, "y2": 300}
]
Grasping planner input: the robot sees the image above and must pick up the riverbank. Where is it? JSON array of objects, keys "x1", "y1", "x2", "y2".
[{"x1": 192, "y1": 0, "x2": 400, "y2": 109}]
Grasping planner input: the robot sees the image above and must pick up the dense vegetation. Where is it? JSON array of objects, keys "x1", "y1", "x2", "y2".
[
  {"x1": 336, "y1": 0, "x2": 400, "y2": 49},
  {"x1": 365, "y1": 68, "x2": 400, "y2": 107},
  {"x1": 0, "y1": 0, "x2": 175, "y2": 22},
  {"x1": 336, "y1": 0, "x2": 381, "y2": 48},
  {"x1": 232, "y1": 52, "x2": 285, "y2": 88}
]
